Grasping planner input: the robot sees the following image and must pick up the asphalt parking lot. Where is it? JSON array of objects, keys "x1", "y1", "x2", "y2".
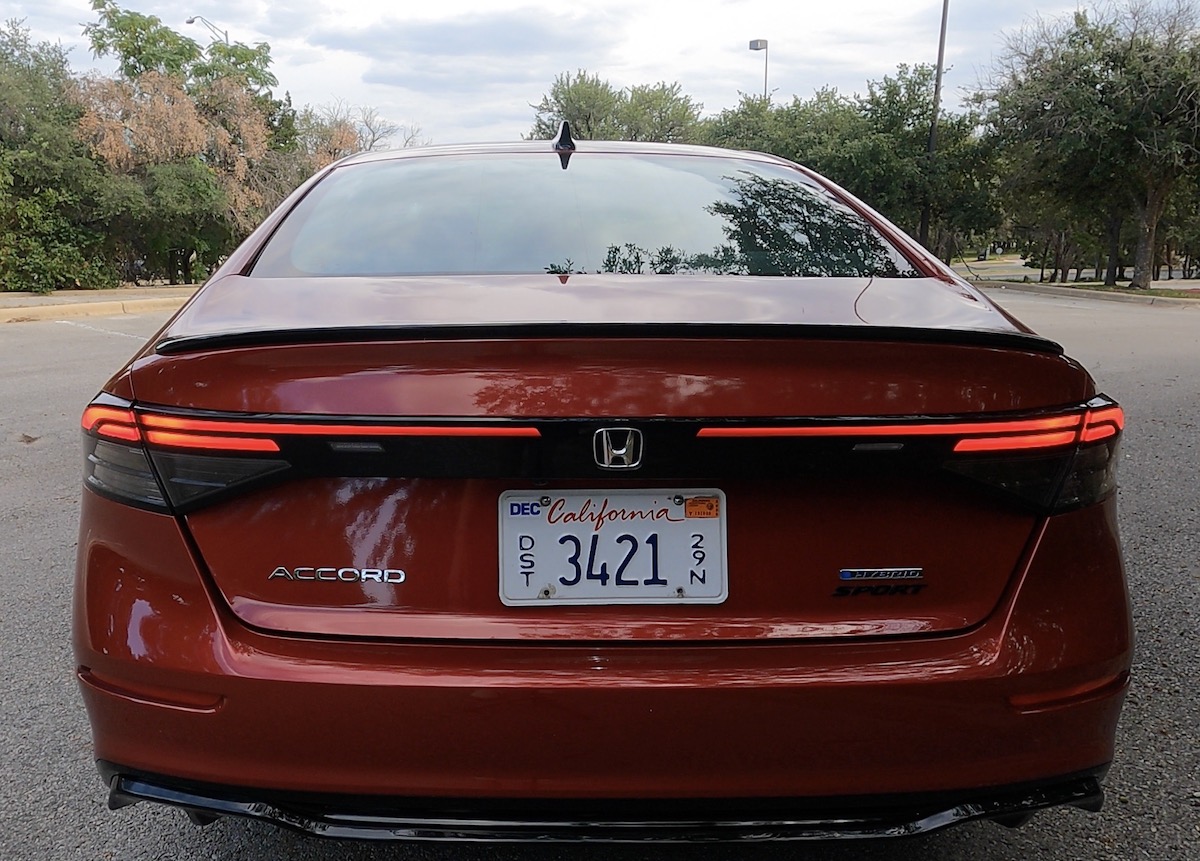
[{"x1": 0, "y1": 290, "x2": 1196, "y2": 859}]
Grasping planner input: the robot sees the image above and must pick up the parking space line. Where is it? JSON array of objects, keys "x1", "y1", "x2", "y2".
[{"x1": 56, "y1": 320, "x2": 146, "y2": 341}]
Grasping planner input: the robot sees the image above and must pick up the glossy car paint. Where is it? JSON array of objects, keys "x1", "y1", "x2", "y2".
[
  {"x1": 74, "y1": 140, "x2": 1132, "y2": 838},
  {"x1": 76, "y1": 491, "x2": 1128, "y2": 797}
]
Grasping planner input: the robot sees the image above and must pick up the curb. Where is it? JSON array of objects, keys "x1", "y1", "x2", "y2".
[
  {"x1": 976, "y1": 281, "x2": 1200, "y2": 308},
  {"x1": 0, "y1": 296, "x2": 189, "y2": 324}
]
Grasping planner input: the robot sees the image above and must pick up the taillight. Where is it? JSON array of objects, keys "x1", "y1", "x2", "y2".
[
  {"x1": 81, "y1": 397, "x2": 542, "y2": 513},
  {"x1": 84, "y1": 437, "x2": 168, "y2": 510},
  {"x1": 148, "y1": 450, "x2": 289, "y2": 509},
  {"x1": 696, "y1": 396, "x2": 1123, "y2": 514},
  {"x1": 82, "y1": 399, "x2": 168, "y2": 511},
  {"x1": 1054, "y1": 435, "x2": 1120, "y2": 510},
  {"x1": 944, "y1": 397, "x2": 1123, "y2": 513},
  {"x1": 81, "y1": 395, "x2": 290, "y2": 513}
]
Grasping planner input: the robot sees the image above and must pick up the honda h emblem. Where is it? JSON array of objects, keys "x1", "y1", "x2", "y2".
[{"x1": 593, "y1": 428, "x2": 644, "y2": 470}]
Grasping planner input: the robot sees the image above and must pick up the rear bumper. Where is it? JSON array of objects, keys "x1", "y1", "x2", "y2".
[
  {"x1": 75, "y1": 493, "x2": 1132, "y2": 817},
  {"x1": 102, "y1": 762, "x2": 1106, "y2": 841}
]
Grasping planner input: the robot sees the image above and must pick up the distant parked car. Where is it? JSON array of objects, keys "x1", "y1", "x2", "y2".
[{"x1": 75, "y1": 125, "x2": 1131, "y2": 842}]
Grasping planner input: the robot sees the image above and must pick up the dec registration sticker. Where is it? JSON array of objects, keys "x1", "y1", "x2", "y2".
[{"x1": 498, "y1": 489, "x2": 728, "y2": 606}]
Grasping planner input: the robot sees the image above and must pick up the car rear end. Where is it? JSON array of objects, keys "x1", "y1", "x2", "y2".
[{"x1": 74, "y1": 141, "x2": 1131, "y2": 840}]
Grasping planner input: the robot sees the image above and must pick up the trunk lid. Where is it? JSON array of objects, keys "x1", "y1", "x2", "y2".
[{"x1": 127, "y1": 275, "x2": 1091, "y2": 643}]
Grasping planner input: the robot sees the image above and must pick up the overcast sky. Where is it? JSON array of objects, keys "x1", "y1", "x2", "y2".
[{"x1": 8, "y1": 0, "x2": 1082, "y2": 144}]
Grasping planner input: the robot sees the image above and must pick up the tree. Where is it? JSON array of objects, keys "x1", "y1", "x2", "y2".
[
  {"x1": 529, "y1": 71, "x2": 701, "y2": 142},
  {"x1": 0, "y1": 23, "x2": 113, "y2": 291},
  {"x1": 1158, "y1": 176, "x2": 1200, "y2": 278},
  {"x1": 529, "y1": 70, "x2": 624, "y2": 140},
  {"x1": 75, "y1": 66, "x2": 269, "y2": 282},
  {"x1": 80, "y1": 1, "x2": 293, "y2": 278},
  {"x1": 620, "y1": 82, "x2": 701, "y2": 142},
  {"x1": 699, "y1": 67, "x2": 999, "y2": 260},
  {"x1": 85, "y1": 0, "x2": 201, "y2": 79},
  {"x1": 985, "y1": 2, "x2": 1200, "y2": 288},
  {"x1": 4, "y1": 4, "x2": 417, "y2": 291},
  {"x1": 699, "y1": 94, "x2": 782, "y2": 154}
]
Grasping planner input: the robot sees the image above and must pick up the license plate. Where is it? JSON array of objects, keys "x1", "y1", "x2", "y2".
[{"x1": 498, "y1": 489, "x2": 728, "y2": 606}]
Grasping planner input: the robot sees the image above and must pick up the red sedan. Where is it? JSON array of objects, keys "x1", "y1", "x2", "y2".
[{"x1": 74, "y1": 128, "x2": 1131, "y2": 841}]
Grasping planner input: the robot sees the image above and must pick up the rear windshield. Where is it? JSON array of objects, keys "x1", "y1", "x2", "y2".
[{"x1": 251, "y1": 153, "x2": 920, "y2": 279}]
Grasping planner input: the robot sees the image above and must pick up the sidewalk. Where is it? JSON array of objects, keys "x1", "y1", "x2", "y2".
[
  {"x1": 977, "y1": 281, "x2": 1200, "y2": 308},
  {"x1": 0, "y1": 284, "x2": 197, "y2": 324}
]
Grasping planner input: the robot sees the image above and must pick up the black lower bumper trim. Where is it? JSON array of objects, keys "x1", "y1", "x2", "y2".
[{"x1": 99, "y1": 762, "x2": 1107, "y2": 842}]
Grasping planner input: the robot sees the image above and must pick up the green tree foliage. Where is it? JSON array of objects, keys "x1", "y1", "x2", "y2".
[
  {"x1": 0, "y1": 5, "x2": 412, "y2": 292},
  {"x1": 143, "y1": 159, "x2": 227, "y2": 283},
  {"x1": 191, "y1": 40, "x2": 278, "y2": 93},
  {"x1": 620, "y1": 82, "x2": 702, "y2": 142},
  {"x1": 85, "y1": 0, "x2": 201, "y2": 79},
  {"x1": 700, "y1": 94, "x2": 782, "y2": 154},
  {"x1": 86, "y1": 0, "x2": 276, "y2": 93},
  {"x1": 529, "y1": 70, "x2": 701, "y2": 142},
  {"x1": 985, "y1": 3, "x2": 1200, "y2": 288},
  {"x1": 700, "y1": 67, "x2": 999, "y2": 260},
  {"x1": 530, "y1": 70, "x2": 622, "y2": 139},
  {"x1": 79, "y1": 2, "x2": 414, "y2": 284},
  {"x1": 0, "y1": 23, "x2": 113, "y2": 292},
  {"x1": 1160, "y1": 174, "x2": 1200, "y2": 278}
]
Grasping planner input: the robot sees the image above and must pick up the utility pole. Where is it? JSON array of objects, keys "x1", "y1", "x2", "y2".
[
  {"x1": 919, "y1": 0, "x2": 950, "y2": 251},
  {"x1": 749, "y1": 40, "x2": 769, "y2": 101}
]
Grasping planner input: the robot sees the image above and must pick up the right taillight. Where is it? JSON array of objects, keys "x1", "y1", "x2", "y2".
[
  {"x1": 1050, "y1": 433, "x2": 1121, "y2": 511},
  {"x1": 697, "y1": 397, "x2": 1124, "y2": 514},
  {"x1": 944, "y1": 397, "x2": 1123, "y2": 513}
]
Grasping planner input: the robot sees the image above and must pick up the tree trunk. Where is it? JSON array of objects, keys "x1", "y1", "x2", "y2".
[
  {"x1": 1104, "y1": 213, "x2": 1122, "y2": 286},
  {"x1": 1130, "y1": 184, "x2": 1171, "y2": 290}
]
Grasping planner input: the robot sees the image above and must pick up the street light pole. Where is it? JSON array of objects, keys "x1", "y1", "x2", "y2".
[
  {"x1": 749, "y1": 39, "x2": 768, "y2": 101},
  {"x1": 918, "y1": 0, "x2": 950, "y2": 250},
  {"x1": 185, "y1": 15, "x2": 229, "y2": 45}
]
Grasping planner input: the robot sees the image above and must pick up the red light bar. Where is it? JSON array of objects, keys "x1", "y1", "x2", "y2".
[
  {"x1": 81, "y1": 406, "x2": 142, "y2": 442},
  {"x1": 697, "y1": 407, "x2": 1126, "y2": 454},
  {"x1": 698, "y1": 414, "x2": 1083, "y2": 440},
  {"x1": 1080, "y1": 406, "x2": 1125, "y2": 443},
  {"x1": 139, "y1": 414, "x2": 541, "y2": 439},
  {"x1": 953, "y1": 430, "x2": 1079, "y2": 453},
  {"x1": 143, "y1": 430, "x2": 281, "y2": 453}
]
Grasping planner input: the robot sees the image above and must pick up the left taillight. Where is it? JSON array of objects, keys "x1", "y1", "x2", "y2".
[
  {"x1": 81, "y1": 398, "x2": 168, "y2": 511},
  {"x1": 81, "y1": 395, "x2": 290, "y2": 513}
]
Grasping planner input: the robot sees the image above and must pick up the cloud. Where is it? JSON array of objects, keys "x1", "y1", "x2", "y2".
[
  {"x1": 9, "y1": 0, "x2": 1111, "y2": 145},
  {"x1": 307, "y1": 6, "x2": 629, "y2": 118},
  {"x1": 363, "y1": 63, "x2": 550, "y2": 94},
  {"x1": 312, "y1": 8, "x2": 623, "y2": 62},
  {"x1": 259, "y1": 0, "x2": 329, "y2": 36}
]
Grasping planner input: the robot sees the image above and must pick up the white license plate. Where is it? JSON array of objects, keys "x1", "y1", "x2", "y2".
[{"x1": 498, "y1": 489, "x2": 728, "y2": 606}]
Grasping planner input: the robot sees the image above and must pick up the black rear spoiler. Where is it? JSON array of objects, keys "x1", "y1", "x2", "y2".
[{"x1": 155, "y1": 323, "x2": 1063, "y2": 356}]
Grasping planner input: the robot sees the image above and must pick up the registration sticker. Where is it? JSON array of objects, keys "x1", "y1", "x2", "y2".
[{"x1": 685, "y1": 496, "x2": 720, "y2": 519}]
